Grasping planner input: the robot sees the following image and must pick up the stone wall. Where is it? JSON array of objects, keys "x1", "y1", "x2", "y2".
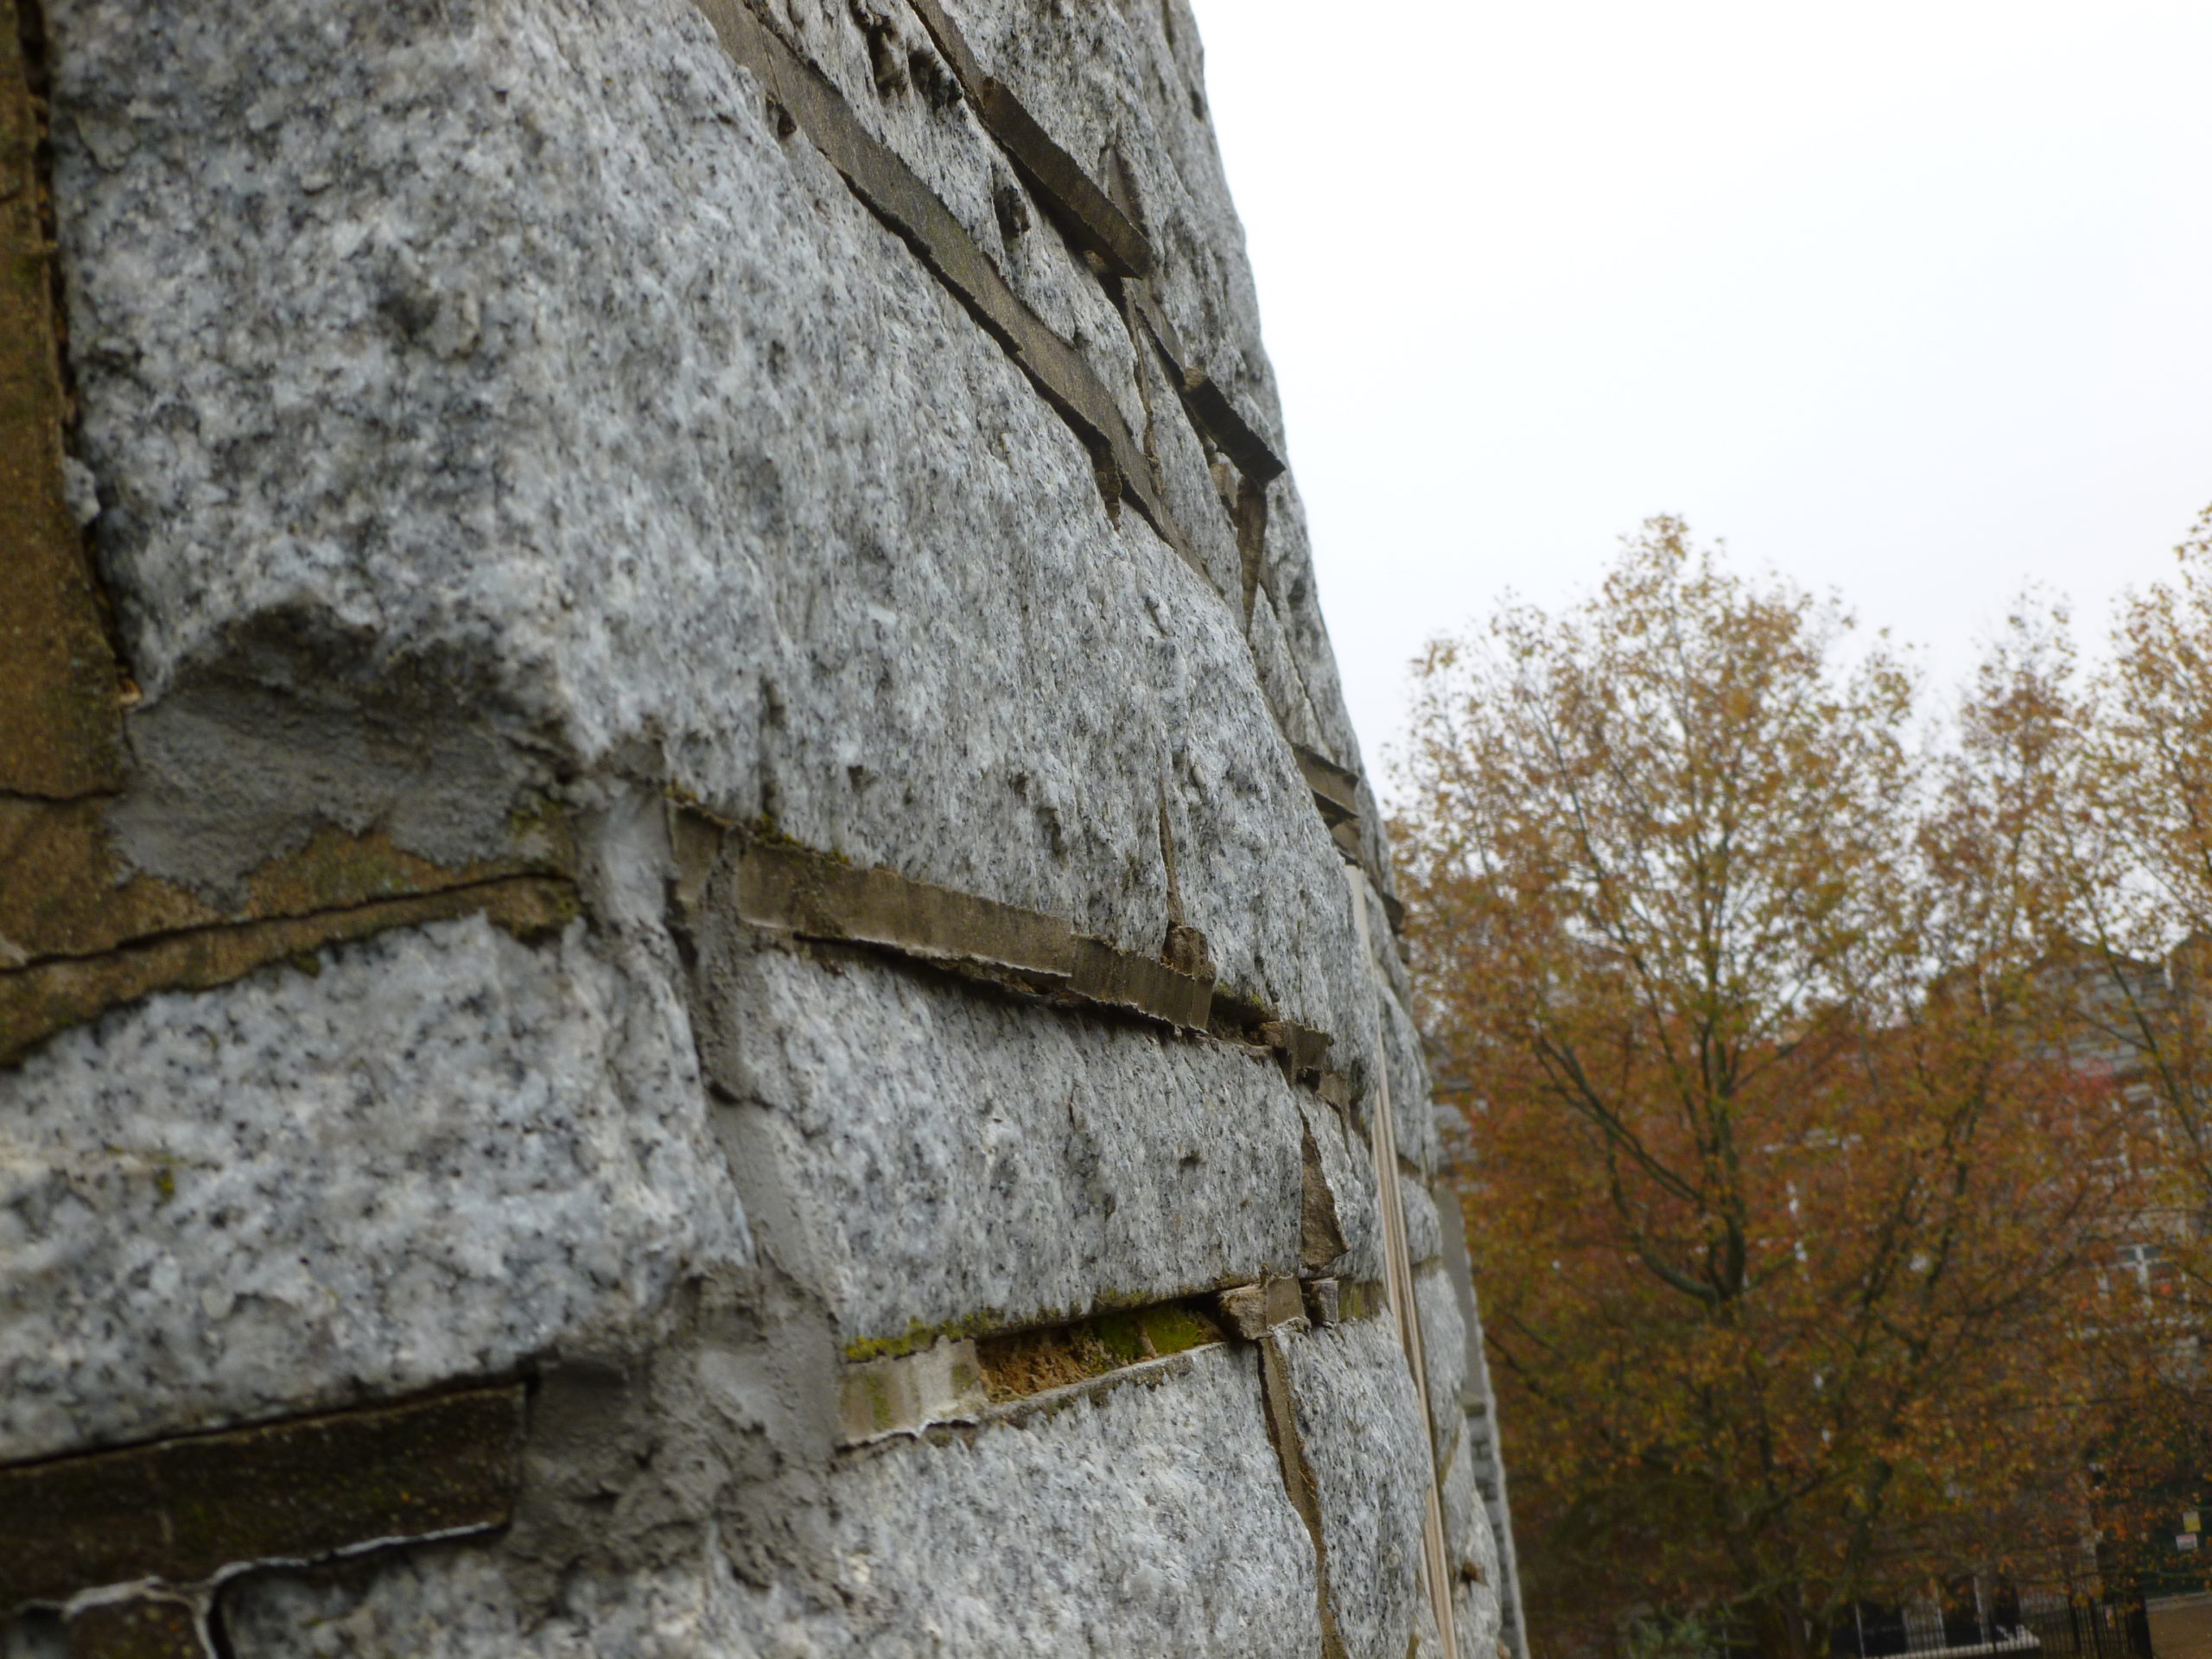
[{"x1": 0, "y1": 0, "x2": 1525, "y2": 1652}]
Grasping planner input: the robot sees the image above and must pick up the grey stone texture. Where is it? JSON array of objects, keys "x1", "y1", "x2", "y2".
[
  {"x1": 1416, "y1": 1262, "x2": 1473, "y2": 1465},
  {"x1": 704, "y1": 941, "x2": 1314, "y2": 1344},
  {"x1": 47, "y1": 0, "x2": 1374, "y2": 1058},
  {"x1": 1442, "y1": 1435, "x2": 1507, "y2": 1659},
  {"x1": 224, "y1": 1345, "x2": 1320, "y2": 1657},
  {"x1": 1402, "y1": 1174, "x2": 1446, "y2": 1269},
  {"x1": 1286, "y1": 1316, "x2": 1441, "y2": 1659},
  {"x1": 0, "y1": 912, "x2": 745, "y2": 1462},
  {"x1": 1300, "y1": 1090, "x2": 1387, "y2": 1287},
  {"x1": 10, "y1": 0, "x2": 1526, "y2": 1649}
]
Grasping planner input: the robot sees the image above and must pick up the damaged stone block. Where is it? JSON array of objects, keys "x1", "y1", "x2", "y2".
[
  {"x1": 0, "y1": 0, "x2": 123, "y2": 804},
  {"x1": 0, "y1": 874, "x2": 575, "y2": 1069},
  {"x1": 1282, "y1": 1316, "x2": 1440, "y2": 1659},
  {"x1": 1400, "y1": 1175, "x2": 1446, "y2": 1268},
  {"x1": 1304, "y1": 1278, "x2": 1341, "y2": 1328},
  {"x1": 1416, "y1": 1261, "x2": 1473, "y2": 1469},
  {"x1": 1300, "y1": 1119, "x2": 1350, "y2": 1270},
  {"x1": 1256, "y1": 1332, "x2": 1349, "y2": 1659},
  {"x1": 224, "y1": 1346, "x2": 1323, "y2": 1657},
  {"x1": 903, "y1": 0, "x2": 1154, "y2": 279},
  {"x1": 0, "y1": 1385, "x2": 524, "y2": 1611},
  {"x1": 1216, "y1": 1275, "x2": 1304, "y2": 1340},
  {"x1": 691, "y1": 0, "x2": 1189, "y2": 559},
  {"x1": 48, "y1": 0, "x2": 1382, "y2": 1082},
  {"x1": 21, "y1": 0, "x2": 1525, "y2": 1648},
  {"x1": 839, "y1": 1338, "x2": 987, "y2": 1443}
]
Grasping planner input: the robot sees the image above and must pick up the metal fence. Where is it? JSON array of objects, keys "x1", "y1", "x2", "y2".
[
  {"x1": 2015, "y1": 1587, "x2": 2153, "y2": 1659},
  {"x1": 1836, "y1": 1585, "x2": 2151, "y2": 1659}
]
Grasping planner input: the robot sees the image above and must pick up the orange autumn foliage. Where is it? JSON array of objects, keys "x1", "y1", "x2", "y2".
[{"x1": 1395, "y1": 521, "x2": 2153, "y2": 1659}]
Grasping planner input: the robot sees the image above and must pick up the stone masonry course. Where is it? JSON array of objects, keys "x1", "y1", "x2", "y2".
[{"x1": 0, "y1": 0, "x2": 1524, "y2": 1653}]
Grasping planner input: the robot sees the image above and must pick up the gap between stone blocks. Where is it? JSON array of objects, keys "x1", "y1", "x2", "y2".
[{"x1": 834, "y1": 1274, "x2": 1386, "y2": 1449}]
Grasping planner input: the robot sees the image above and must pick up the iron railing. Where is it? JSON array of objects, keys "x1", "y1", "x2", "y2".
[{"x1": 1836, "y1": 1586, "x2": 2150, "y2": 1659}]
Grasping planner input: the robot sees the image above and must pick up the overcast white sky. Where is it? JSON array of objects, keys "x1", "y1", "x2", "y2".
[{"x1": 1185, "y1": 0, "x2": 2212, "y2": 785}]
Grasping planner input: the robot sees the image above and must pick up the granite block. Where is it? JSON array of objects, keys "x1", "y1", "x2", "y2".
[{"x1": 0, "y1": 913, "x2": 743, "y2": 1460}]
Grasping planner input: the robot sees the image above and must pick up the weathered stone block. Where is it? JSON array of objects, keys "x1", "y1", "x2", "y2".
[
  {"x1": 1416, "y1": 1262, "x2": 1472, "y2": 1469},
  {"x1": 700, "y1": 942, "x2": 1306, "y2": 1345},
  {"x1": 0, "y1": 1387, "x2": 523, "y2": 1611},
  {"x1": 839, "y1": 1338, "x2": 987, "y2": 1443},
  {"x1": 1216, "y1": 1275, "x2": 1302, "y2": 1340},
  {"x1": 942, "y1": 0, "x2": 1288, "y2": 482},
  {"x1": 47, "y1": 0, "x2": 1378, "y2": 1065},
  {"x1": 19, "y1": 0, "x2": 1525, "y2": 1648},
  {"x1": 1376, "y1": 978, "x2": 1446, "y2": 1175},
  {"x1": 1300, "y1": 1090, "x2": 1386, "y2": 1287},
  {"x1": 1442, "y1": 1435, "x2": 1507, "y2": 1659},
  {"x1": 0, "y1": 914, "x2": 744, "y2": 1460},
  {"x1": 1284, "y1": 1317, "x2": 1438, "y2": 1659},
  {"x1": 225, "y1": 1345, "x2": 1320, "y2": 1656},
  {"x1": 1401, "y1": 1174, "x2": 1446, "y2": 1268}
]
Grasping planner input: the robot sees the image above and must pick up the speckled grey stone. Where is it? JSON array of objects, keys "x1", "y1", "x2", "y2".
[
  {"x1": 759, "y1": 0, "x2": 1179, "y2": 564},
  {"x1": 48, "y1": 0, "x2": 1363, "y2": 1050},
  {"x1": 1249, "y1": 585, "x2": 1334, "y2": 758},
  {"x1": 0, "y1": 913, "x2": 745, "y2": 1461},
  {"x1": 1299, "y1": 1090, "x2": 1385, "y2": 1287},
  {"x1": 1402, "y1": 1175, "x2": 1446, "y2": 1269},
  {"x1": 822, "y1": 1344, "x2": 1316, "y2": 1653},
  {"x1": 25, "y1": 0, "x2": 1517, "y2": 1645},
  {"x1": 706, "y1": 944, "x2": 1310, "y2": 1342},
  {"x1": 1285, "y1": 1317, "x2": 1437, "y2": 1659},
  {"x1": 1254, "y1": 475, "x2": 1370, "y2": 809},
  {"x1": 1456, "y1": 1579, "x2": 1504, "y2": 1659},
  {"x1": 1440, "y1": 1435, "x2": 1505, "y2": 1659},
  {"x1": 224, "y1": 1344, "x2": 1318, "y2": 1657},
  {"x1": 1377, "y1": 976, "x2": 1446, "y2": 1176},
  {"x1": 1414, "y1": 1261, "x2": 1470, "y2": 1468},
  {"x1": 944, "y1": 0, "x2": 1286, "y2": 473}
]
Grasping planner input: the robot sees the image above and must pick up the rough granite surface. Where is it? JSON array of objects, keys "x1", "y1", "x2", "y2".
[
  {"x1": 10, "y1": 0, "x2": 1525, "y2": 1647},
  {"x1": 0, "y1": 913, "x2": 745, "y2": 1461},
  {"x1": 949, "y1": 0, "x2": 1287, "y2": 470},
  {"x1": 1415, "y1": 1262, "x2": 1471, "y2": 1470},
  {"x1": 1376, "y1": 976, "x2": 1446, "y2": 1175},
  {"x1": 706, "y1": 944, "x2": 1310, "y2": 1341},
  {"x1": 1401, "y1": 1175, "x2": 1446, "y2": 1269},
  {"x1": 1255, "y1": 477, "x2": 1368, "y2": 791},
  {"x1": 1299, "y1": 1090, "x2": 1385, "y2": 1287},
  {"x1": 48, "y1": 0, "x2": 1369, "y2": 1052},
  {"x1": 1284, "y1": 1317, "x2": 1438, "y2": 1659},
  {"x1": 1441, "y1": 1436, "x2": 1503, "y2": 1625},
  {"x1": 764, "y1": 0, "x2": 1169, "y2": 562},
  {"x1": 224, "y1": 1344, "x2": 1319, "y2": 1656},
  {"x1": 1249, "y1": 586, "x2": 1332, "y2": 758}
]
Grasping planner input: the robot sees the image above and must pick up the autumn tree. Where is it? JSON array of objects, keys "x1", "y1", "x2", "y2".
[
  {"x1": 1978, "y1": 511, "x2": 2212, "y2": 1577},
  {"x1": 1395, "y1": 521, "x2": 2141, "y2": 1659},
  {"x1": 2040, "y1": 508, "x2": 2212, "y2": 1217}
]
